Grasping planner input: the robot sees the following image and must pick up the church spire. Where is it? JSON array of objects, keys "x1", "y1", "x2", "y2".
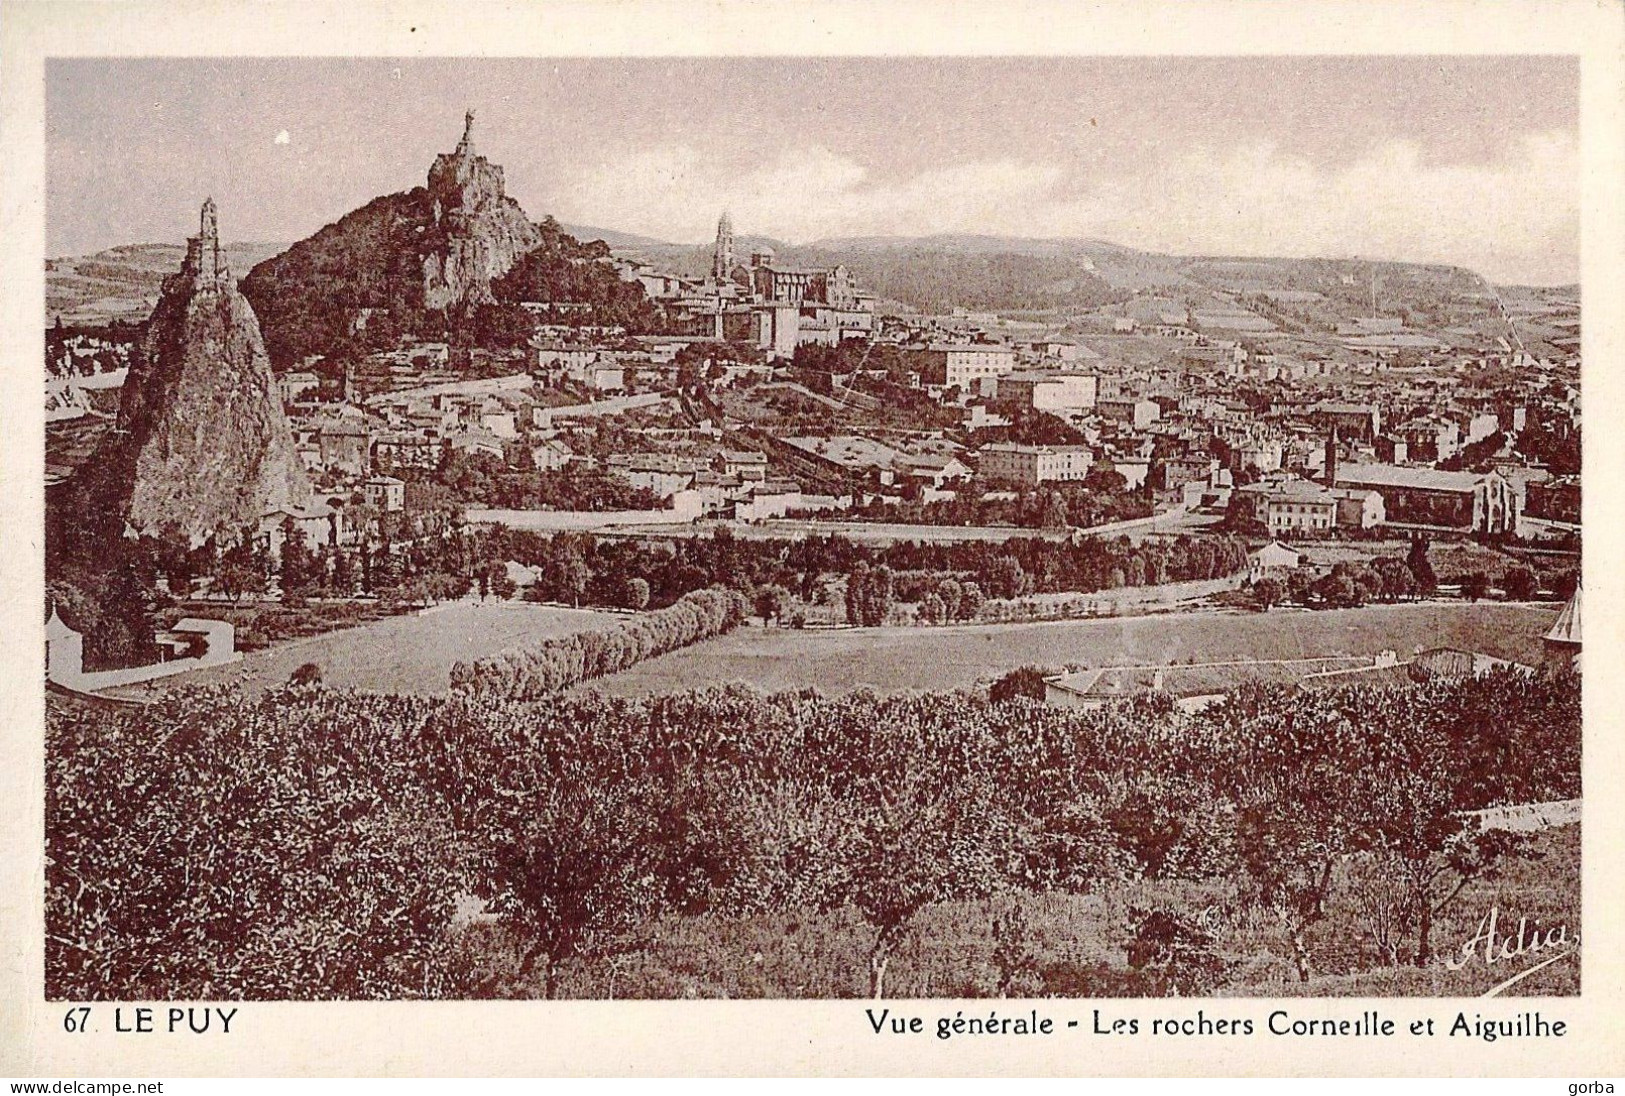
[{"x1": 713, "y1": 210, "x2": 735, "y2": 281}]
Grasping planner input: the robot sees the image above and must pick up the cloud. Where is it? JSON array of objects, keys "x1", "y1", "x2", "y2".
[
  {"x1": 547, "y1": 144, "x2": 1061, "y2": 246},
  {"x1": 545, "y1": 131, "x2": 1577, "y2": 283},
  {"x1": 273, "y1": 129, "x2": 290, "y2": 145},
  {"x1": 1072, "y1": 131, "x2": 1579, "y2": 284}
]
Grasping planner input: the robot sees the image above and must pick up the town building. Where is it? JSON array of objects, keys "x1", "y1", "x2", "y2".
[
  {"x1": 362, "y1": 474, "x2": 406, "y2": 513},
  {"x1": 1233, "y1": 478, "x2": 1338, "y2": 534},
  {"x1": 1330, "y1": 487, "x2": 1386, "y2": 529},
  {"x1": 1333, "y1": 463, "x2": 1520, "y2": 533},
  {"x1": 1248, "y1": 540, "x2": 1302, "y2": 582},
  {"x1": 1527, "y1": 476, "x2": 1580, "y2": 524},
  {"x1": 316, "y1": 420, "x2": 370, "y2": 474},
  {"x1": 1096, "y1": 397, "x2": 1161, "y2": 429},
  {"x1": 1153, "y1": 454, "x2": 1219, "y2": 493},
  {"x1": 719, "y1": 450, "x2": 769, "y2": 481},
  {"x1": 976, "y1": 443, "x2": 1094, "y2": 487},
  {"x1": 530, "y1": 437, "x2": 573, "y2": 472},
  {"x1": 605, "y1": 453, "x2": 700, "y2": 499},
  {"x1": 1311, "y1": 402, "x2": 1382, "y2": 442},
  {"x1": 918, "y1": 344, "x2": 1020, "y2": 390},
  {"x1": 994, "y1": 370, "x2": 1099, "y2": 412}
]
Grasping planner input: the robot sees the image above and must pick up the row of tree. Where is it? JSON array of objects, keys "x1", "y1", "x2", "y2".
[
  {"x1": 449, "y1": 586, "x2": 748, "y2": 699},
  {"x1": 46, "y1": 667, "x2": 1578, "y2": 1000},
  {"x1": 1250, "y1": 538, "x2": 1577, "y2": 612},
  {"x1": 838, "y1": 476, "x2": 1153, "y2": 531},
  {"x1": 483, "y1": 528, "x2": 1253, "y2": 616}
]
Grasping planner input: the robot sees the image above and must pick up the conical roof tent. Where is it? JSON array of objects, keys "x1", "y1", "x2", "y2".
[{"x1": 1545, "y1": 586, "x2": 1581, "y2": 646}]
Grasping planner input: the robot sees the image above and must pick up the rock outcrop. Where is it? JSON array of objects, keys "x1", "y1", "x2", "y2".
[
  {"x1": 241, "y1": 110, "x2": 551, "y2": 367},
  {"x1": 420, "y1": 110, "x2": 542, "y2": 311},
  {"x1": 97, "y1": 200, "x2": 310, "y2": 543}
]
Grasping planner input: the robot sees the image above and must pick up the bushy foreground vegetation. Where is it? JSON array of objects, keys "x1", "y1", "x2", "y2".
[{"x1": 46, "y1": 668, "x2": 1578, "y2": 1000}]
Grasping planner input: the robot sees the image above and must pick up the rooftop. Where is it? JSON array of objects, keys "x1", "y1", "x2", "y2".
[
  {"x1": 1546, "y1": 588, "x2": 1581, "y2": 645},
  {"x1": 1335, "y1": 463, "x2": 1498, "y2": 493},
  {"x1": 928, "y1": 343, "x2": 1016, "y2": 355}
]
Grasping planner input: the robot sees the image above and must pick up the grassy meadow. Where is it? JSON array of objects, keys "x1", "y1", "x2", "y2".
[
  {"x1": 582, "y1": 602, "x2": 1559, "y2": 698},
  {"x1": 138, "y1": 600, "x2": 617, "y2": 696}
]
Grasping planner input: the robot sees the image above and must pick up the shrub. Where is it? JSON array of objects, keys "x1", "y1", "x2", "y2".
[{"x1": 989, "y1": 665, "x2": 1051, "y2": 705}]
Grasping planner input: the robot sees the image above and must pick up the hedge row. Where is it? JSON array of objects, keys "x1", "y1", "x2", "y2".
[{"x1": 449, "y1": 586, "x2": 748, "y2": 698}]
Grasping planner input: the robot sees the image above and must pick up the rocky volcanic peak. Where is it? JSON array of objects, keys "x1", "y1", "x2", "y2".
[
  {"x1": 420, "y1": 110, "x2": 542, "y2": 310},
  {"x1": 101, "y1": 200, "x2": 311, "y2": 544},
  {"x1": 240, "y1": 111, "x2": 624, "y2": 368}
]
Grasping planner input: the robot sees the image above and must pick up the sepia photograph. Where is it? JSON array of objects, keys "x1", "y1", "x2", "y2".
[{"x1": 37, "y1": 51, "x2": 1583, "y2": 1009}]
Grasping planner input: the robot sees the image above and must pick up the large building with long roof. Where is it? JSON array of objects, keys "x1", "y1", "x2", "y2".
[{"x1": 1333, "y1": 463, "x2": 1520, "y2": 533}]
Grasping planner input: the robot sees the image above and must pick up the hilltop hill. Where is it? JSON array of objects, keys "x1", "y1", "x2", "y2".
[{"x1": 239, "y1": 114, "x2": 652, "y2": 369}]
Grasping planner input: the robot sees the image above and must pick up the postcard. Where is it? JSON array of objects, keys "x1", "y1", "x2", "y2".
[{"x1": 2, "y1": 0, "x2": 1622, "y2": 1078}]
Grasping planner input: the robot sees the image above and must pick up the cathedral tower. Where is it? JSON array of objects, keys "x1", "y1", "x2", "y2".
[{"x1": 713, "y1": 211, "x2": 735, "y2": 281}]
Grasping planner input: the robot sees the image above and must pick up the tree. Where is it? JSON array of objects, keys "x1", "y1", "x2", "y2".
[
  {"x1": 622, "y1": 576, "x2": 651, "y2": 611},
  {"x1": 216, "y1": 560, "x2": 269, "y2": 605},
  {"x1": 844, "y1": 564, "x2": 894, "y2": 627},
  {"x1": 289, "y1": 662, "x2": 323, "y2": 687},
  {"x1": 47, "y1": 689, "x2": 465, "y2": 999},
  {"x1": 420, "y1": 698, "x2": 668, "y2": 999},
  {"x1": 1234, "y1": 799, "x2": 1340, "y2": 982},
  {"x1": 837, "y1": 766, "x2": 1011, "y2": 997},
  {"x1": 1253, "y1": 577, "x2": 1285, "y2": 611},
  {"x1": 551, "y1": 546, "x2": 593, "y2": 608},
  {"x1": 1371, "y1": 557, "x2": 1417, "y2": 602},
  {"x1": 1338, "y1": 686, "x2": 1531, "y2": 968},
  {"x1": 1407, "y1": 535, "x2": 1438, "y2": 594},
  {"x1": 277, "y1": 517, "x2": 325, "y2": 598},
  {"x1": 1124, "y1": 906, "x2": 1230, "y2": 996},
  {"x1": 1040, "y1": 491, "x2": 1069, "y2": 530},
  {"x1": 956, "y1": 581, "x2": 985, "y2": 621},
  {"x1": 1502, "y1": 564, "x2": 1537, "y2": 601},
  {"x1": 1216, "y1": 688, "x2": 1372, "y2": 982},
  {"x1": 486, "y1": 768, "x2": 664, "y2": 998},
  {"x1": 985, "y1": 557, "x2": 1031, "y2": 600},
  {"x1": 331, "y1": 547, "x2": 358, "y2": 595},
  {"x1": 479, "y1": 561, "x2": 517, "y2": 601},
  {"x1": 914, "y1": 592, "x2": 945, "y2": 625},
  {"x1": 1461, "y1": 571, "x2": 1490, "y2": 602},
  {"x1": 990, "y1": 666, "x2": 1050, "y2": 704},
  {"x1": 1084, "y1": 462, "x2": 1128, "y2": 494},
  {"x1": 754, "y1": 583, "x2": 792, "y2": 625},
  {"x1": 1312, "y1": 569, "x2": 1357, "y2": 609}
]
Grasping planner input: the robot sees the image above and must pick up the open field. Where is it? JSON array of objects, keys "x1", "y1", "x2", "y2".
[
  {"x1": 122, "y1": 600, "x2": 616, "y2": 698},
  {"x1": 583, "y1": 602, "x2": 1558, "y2": 698}
]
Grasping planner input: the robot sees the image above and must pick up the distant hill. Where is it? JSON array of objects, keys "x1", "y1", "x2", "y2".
[
  {"x1": 810, "y1": 233, "x2": 1118, "y2": 258},
  {"x1": 560, "y1": 224, "x2": 678, "y2": 250},
  {"x1": 46, "y1": 242, "x2": 286, "y2": 326},
  {"x1": 51, "y1": 218, "x2": 1534, "y2": 339}
]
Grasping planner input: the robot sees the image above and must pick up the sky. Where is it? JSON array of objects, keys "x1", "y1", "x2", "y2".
[{"x1": 46, "y1": 56, "x2": 1579, "y2": 283}]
